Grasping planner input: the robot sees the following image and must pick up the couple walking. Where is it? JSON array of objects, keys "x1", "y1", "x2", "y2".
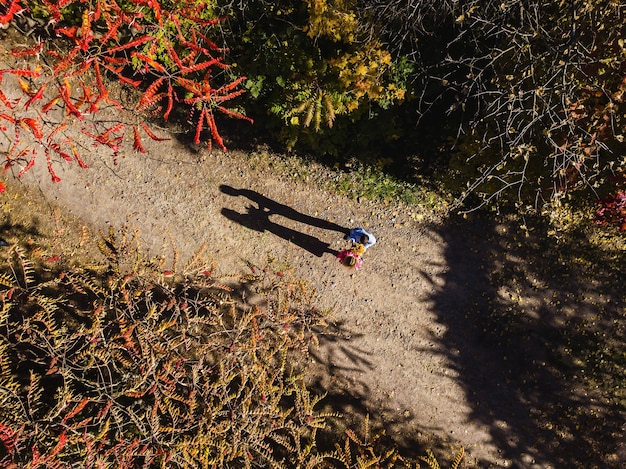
[
  {"x1": 337, "y1": 227, "x2": 376, "y2": 270},
  {"x1": 219, "y1": 185, "x2": 376, "y2": 268}
]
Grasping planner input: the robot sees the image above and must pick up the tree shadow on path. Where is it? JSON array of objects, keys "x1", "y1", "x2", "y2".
[
  {"x1": 426, "y1": 213, "x2": 626, "y2": 467},
  {"x1": 220, "y1": 184, "x2": 347, "y2": 258}
]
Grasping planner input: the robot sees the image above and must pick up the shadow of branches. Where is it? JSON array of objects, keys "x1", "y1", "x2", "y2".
[
  {"x1": 306, "y1": 320, "x2": 439, "y2": 462},
  {"x1": 428, "y1": 213, "x2": 626, "y2": 467}
]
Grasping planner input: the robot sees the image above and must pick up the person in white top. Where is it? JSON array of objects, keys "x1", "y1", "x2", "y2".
[{"x1": 344, "y1": 227, "x2": 376, "y2": 249}]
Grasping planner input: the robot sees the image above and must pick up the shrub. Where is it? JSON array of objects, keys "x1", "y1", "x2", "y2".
[
  {"x1": 0, "y1": 229, "x2": 333, "y2": 467},
  {"x1": 0, "y1": 228, "x2": 461, "y2": 467},
  {"x1": 0, "y1": 0, "x2": 252, "y2": 182},
  {"x1": 220, "y1": 0, "x2": 406, "y2": 153},
  {"x1": 418, "y1": 1, "x2": 625, "y2": 211}
]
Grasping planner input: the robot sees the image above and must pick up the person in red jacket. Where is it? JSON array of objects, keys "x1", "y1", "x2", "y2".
[{"x1": 337, "y1": 243, "x2": 364, "y2": 270}]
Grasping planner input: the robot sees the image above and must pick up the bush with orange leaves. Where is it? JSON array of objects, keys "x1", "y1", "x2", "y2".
[{"x1": 0, "y1": 0, "x2": 252, "y2": 184}]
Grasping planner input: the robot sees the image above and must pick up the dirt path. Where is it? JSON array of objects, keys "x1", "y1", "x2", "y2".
[
  {"x1": 17, "y1": 130, "x2": 513, "y2": 466},
  {"x1": 16, "y1": 120, "x2": 626, "y2": 469}
]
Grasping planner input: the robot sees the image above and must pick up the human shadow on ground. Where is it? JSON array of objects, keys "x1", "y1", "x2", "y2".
[
  {"x1": 220, "y1": 185, "x2": 346, "y2": 257},
  {"x1": 424, "y1": 213, "x2": 626, "y2": 467}
]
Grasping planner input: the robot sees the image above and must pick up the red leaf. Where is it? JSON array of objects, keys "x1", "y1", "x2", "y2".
[
  {"x1": 100, "y1": 56, "x2": 126, "y2": 67},
  {"x1": 99, "y1": 16, "x2": 121, "y2": 44},
  {"x1": 117, "y1": 74, "x2": 142, "y2": 88},
  {"x1": 0, "y1": 0, "x2": 24, "y2": 25},
  {"x1": 180, "y1": 58, "x2": 221, "y2": 74},
  {"x1": 41, "y1": 96, "x2": 61, "y2": 113},
  {"x1": 138, "y1": 77, "x2": 165, "y2": 110},
  {"x1": 24, "y1": 83, "x2": 47, "y2": 110},
  {"x1": 0, "y1": 423, "x2": 16, "y2": 454},
  {"x1": 50, "y1": 144, "x2": 73, "y2": 162},
  {"x1": 175, "y1": 77, "x2": 201, "y2": 97},
  {"x1": 97, "y1": 400, "x2": 113, "y2": 421},
  {"x1": 49, "y1": 431, "x2": 67, "y2": 459},
  {"x1": 131, "y1": 52, "x2": 166, "y2": 73},
  {"x1": 66, "y1": 57, "x2": 94, "y2": 79},
  {"x1": 63, "y1": 397, "x2": 90, "y2": 422},
  {"x1": 218, "y1": 105, "x2": 254, "y2": 123},
  {"x1": 1, "y1": 68, "x2": 41, "y2": 78},
  {"x1": 71, "y1": 145, "x2": 88, "y2": 168},
  {"x1": 165, "y1": 42, "x2": 183, "y2": 69},
  {"x1": 76, "y1": 83, "x2": 96, "y2": 112},
  {"x1": 19, "y1": 118, "x2": 43, "y2": 139},
  {"x1": 0, "y1": 182, "x2": 5, "y2": 193},
  {"x1": 45, "y1": 148, "x2": 61, "y2": 182},
  {"x1": 10, "y1": 40, "x2": 43, "y2": 57},
  {"x1": 216, "y1": 75, "x2": 247, "y2": 95},
  {"x1": 17, "y1": 152, "x2": 36, "y2": 178},
  {"x1": 0, "y1": 113, "x2": 16, "y2": 123},
  {"x1": 94, "y1": 61, "x2": 106, "y2": 96},
  {"x1": 59, "y1": 80, "x2": 84, "y2": 119},
  {"x1": 53, "y1": 47, "x2": 80, "y2": 75},
  {"x1": 106, "y1": 36, "x2": 153, "y2": 54},
  {"x1": 17, "y1": 77, "x2": 30, "y2": 94},
  {"x1": 133, "y1": 126, "x2": 145, "y2": 153},
  {"x1": 140, "y1": 122, "x2": 170, "y2": 141},
  {"x1": 0, "y1": 89, "x2": 18, "y2": 109},
  {"x1": 55, "y1": 26, "x2": 79, "y2": 39},
  {"x1": 194, "y1": 108, "x2": 205, "y2": 144},
  {"x1": 206, "y1": 110, "x2": 225, "y2": 151},
  {"x1": 97, "y1": 123, "x2": 125, "y2": 143},
  {"x1": 46, "y1": 356, "x2": 59, "y2": 375},
  {"x1": 214, "y1": 88, "x2": 247, "y2": 103},
  {"x1": 163, "y1": 81, "x2": 174, "y2": 120},
  {"x1": 143, "y1": 0, "x2": 162, "y2": 22}
]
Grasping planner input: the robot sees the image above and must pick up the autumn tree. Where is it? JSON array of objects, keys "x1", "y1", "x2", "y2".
[
  {"x1": 360, "y1": 0, "x2": 626, "y2": 211},
  {"x1": 0, "y1": 0, "x2": 252, "y2": 184},
  {"x1": 214, "y1": 0, "x2": 406, "y2": 155}
]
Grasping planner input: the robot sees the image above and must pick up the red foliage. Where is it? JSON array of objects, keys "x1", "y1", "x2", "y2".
[
  {"x1": 62, "y1": 397, "x2": 91, "y2": 423},
  {"x1": 0, "y1": 422, "x2": 17, "y2": 454},
  {"x1": 596, "y1": 190, "x2": 626, "y2": 232},
  {"x1": 595, "y1": 171, "x2": 626, "y2": 232},
  {"x1": 0, "y1": 0, "x2": 251, "y2": 182},
  {"x1": 0, "y1": 0, "x2": 23, "y2": 24}
]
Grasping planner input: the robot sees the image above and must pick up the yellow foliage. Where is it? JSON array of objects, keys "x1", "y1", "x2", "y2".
[
  {"x1": 330, "y1": 43, "x2": 394, "y2": 103},
  {"x1": 274, "y1": 0, "x2": 405, "y2": 129},
  {"x1": 304, "y1": 0, "x2": 358, "y2": 42},
  {"x1": 287, "y1": 87, "x2": 336, "y2": 131}
]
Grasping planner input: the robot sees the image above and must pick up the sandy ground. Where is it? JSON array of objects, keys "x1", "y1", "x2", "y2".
[{"x1": 16, "y1": 130, "x2": 510, "y2": 466}]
